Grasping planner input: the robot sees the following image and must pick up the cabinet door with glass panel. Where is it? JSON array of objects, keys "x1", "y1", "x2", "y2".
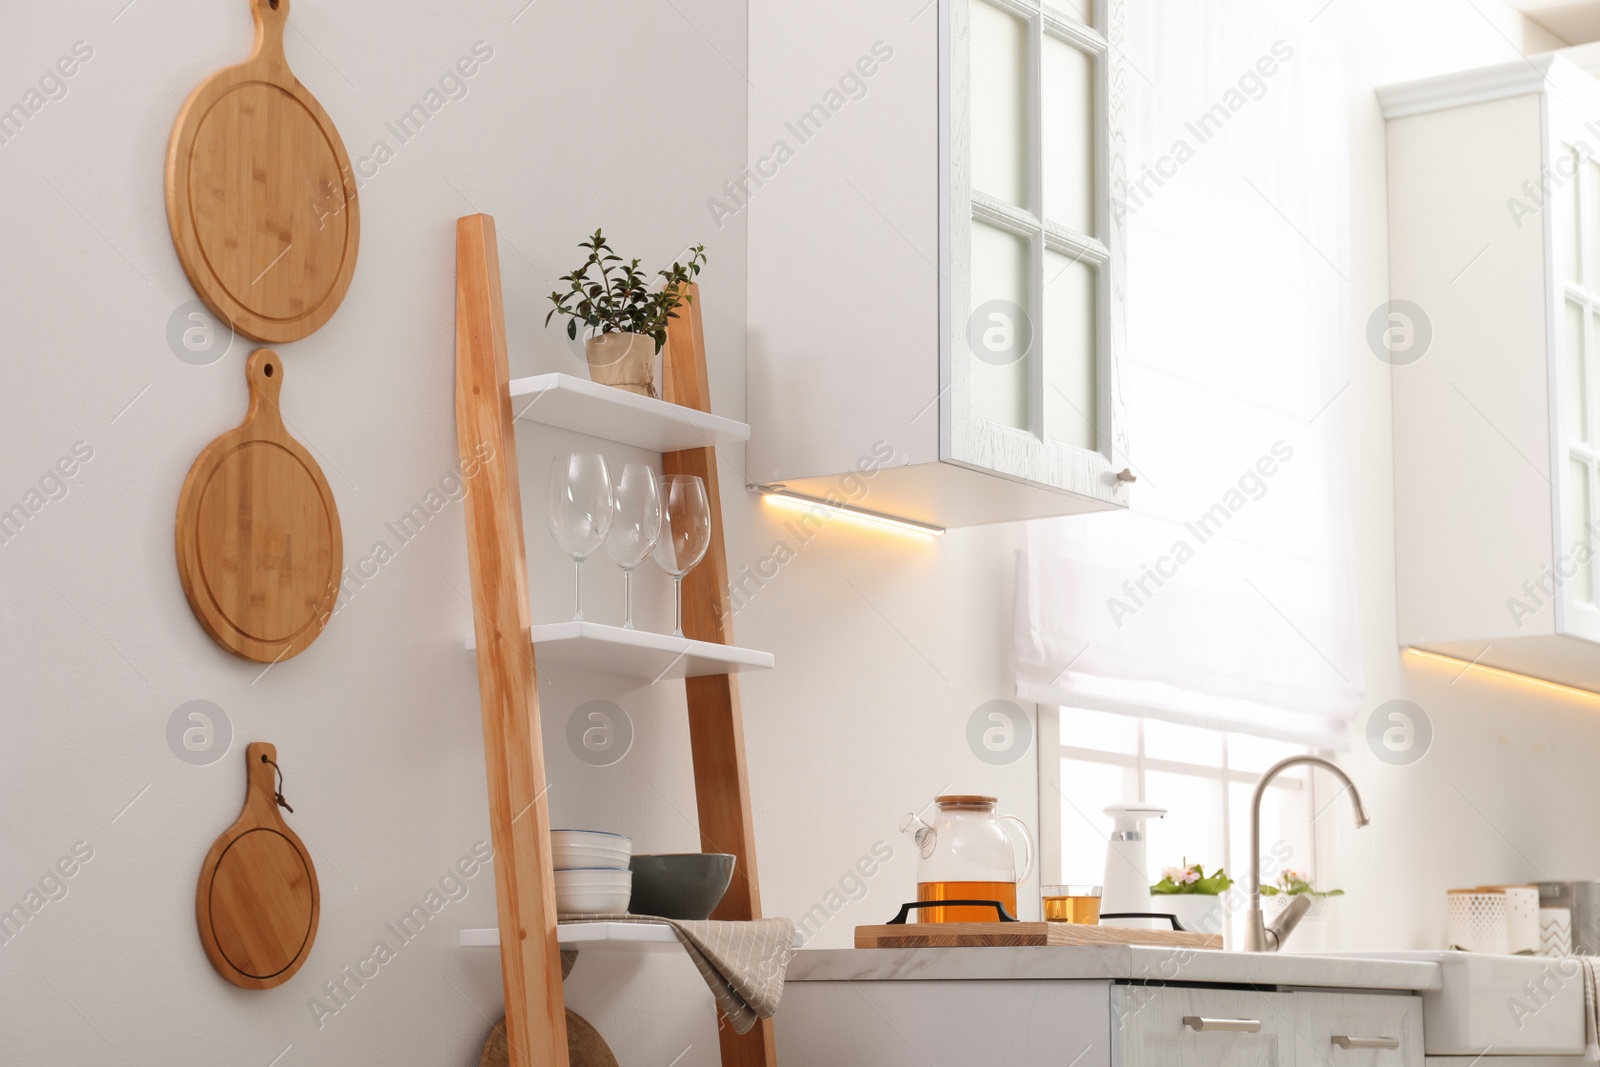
[
  {"x1": 1553, "y1": 99, "x2": 1600, "y2": 644},
  {"x1": 1385, "y1": 58, "x2": 1600, "y2": 691},
  {"x1": 947, "y1": 0, "x2": 1127, "y2": 501}
]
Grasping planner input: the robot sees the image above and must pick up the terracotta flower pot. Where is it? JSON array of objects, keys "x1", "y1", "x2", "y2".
[{"x1": 584, "y1": 332, "x2": 656, "y2": 398}]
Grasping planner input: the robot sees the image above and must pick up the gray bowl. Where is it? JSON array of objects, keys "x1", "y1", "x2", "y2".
[{"x1": 628, "y1": 853, "x2": 736, "y2": 920}]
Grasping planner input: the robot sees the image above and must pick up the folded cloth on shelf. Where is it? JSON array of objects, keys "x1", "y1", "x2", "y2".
[
  {"x1": 1583, "y1": 956, "x2": 1600, "y2": 1061},
  {"x1": 558, "y1": 915, "x2": 797, "y2": 1034}
]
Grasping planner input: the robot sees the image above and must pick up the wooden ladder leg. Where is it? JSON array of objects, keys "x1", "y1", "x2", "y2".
[
  {"x1": 455, "y1": 213, "x2": 570, "y2": 1067},
  {"x1": 662, "y1": 283, "x2": 779, "y2": 1067},
  {"x1": 688, "y1": 675, "x2": 778, "y2": 1067}
]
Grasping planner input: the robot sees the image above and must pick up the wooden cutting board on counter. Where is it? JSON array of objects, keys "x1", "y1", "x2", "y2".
[{"x1": 855, "y1": 923, "x2": 1221, "y2": 950}]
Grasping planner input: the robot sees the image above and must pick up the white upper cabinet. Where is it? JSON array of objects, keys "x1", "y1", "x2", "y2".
[
  {"x1": 746, "y1": 0, "x2": 1129, "y2": 527},
  {"x1": 1383, "y1": 55, "x2": 1600, "y2": 689}
]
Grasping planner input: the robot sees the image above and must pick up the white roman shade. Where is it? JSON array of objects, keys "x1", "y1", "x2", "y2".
[{"x1": 1013, "y1": 0, "x2": 1363, "y2": 747}]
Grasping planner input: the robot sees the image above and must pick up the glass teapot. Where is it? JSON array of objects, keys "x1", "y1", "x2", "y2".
[{"x1": 900, "y1": 794, "x2": 1035, "y2": 923}]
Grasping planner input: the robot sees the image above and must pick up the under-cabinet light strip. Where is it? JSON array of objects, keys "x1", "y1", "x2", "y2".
[
  {"x1": 1405, "y1": 648, "x2": 1600, "y2": 702},
  {"x1": 748, "y1": 484, "x2": 946, "y2": 537}
]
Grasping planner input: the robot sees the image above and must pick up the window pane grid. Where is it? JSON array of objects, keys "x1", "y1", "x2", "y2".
[
  {"x1": 1056, "y1": 709, "x2": 1315, "y2": 945},
  {"x1": 963, "y1": 0, "x2": 1106, "y2": 454},
  {"x1": 972, "y1": 193, "x2": 1109, "y2": 266}
]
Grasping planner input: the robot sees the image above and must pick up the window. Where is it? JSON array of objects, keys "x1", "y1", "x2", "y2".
[
  {"x1": 957, "y1": 0, "x2": 1110, "y2": 454},
  {"x1": 1041, "y1": 706, "x2": 1320, "y2": 945}
]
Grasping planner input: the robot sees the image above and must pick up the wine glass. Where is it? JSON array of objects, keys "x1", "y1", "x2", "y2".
[
  {"x1": 603, "y1": 464, "x2": 662, "y2": 629},
  {"x1": 548, "y1": 453, "x2": 614, "y2": 621},
  {"x1": 651, "y1": 475, "x2": 711, "y2": 638}
]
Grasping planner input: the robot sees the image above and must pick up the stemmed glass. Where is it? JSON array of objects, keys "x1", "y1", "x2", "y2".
[
  {"x1": 603, "y1": 464, "x2": 662, "y2": 629},
  {"x1": 651, "y1": 474, "x2": 711, "y2": 638},
  {"x1": 548, "y1": 453, "x2": 614, "y2": 621}
]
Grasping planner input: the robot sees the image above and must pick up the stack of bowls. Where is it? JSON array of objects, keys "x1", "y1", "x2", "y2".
[{"x1": 551, "y1": 830, "x2": 632, "y2": 915}]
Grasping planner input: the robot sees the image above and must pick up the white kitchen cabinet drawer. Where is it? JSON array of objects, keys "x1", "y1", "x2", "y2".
[
  {"x1": 775, "y1": 979, "x2": 1112, "y2": 1067},
  {"x1": 1293, "y1": 991, "x2": 1423, "y2": 1067},
  {"x1": 1111, "y1": 986, "x2": 1296, "y2": 1067}
]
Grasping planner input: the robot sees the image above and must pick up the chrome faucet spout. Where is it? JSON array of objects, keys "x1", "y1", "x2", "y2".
[{"x1": 1242, "y1": 755, "x2": 1368, "y2": 952}]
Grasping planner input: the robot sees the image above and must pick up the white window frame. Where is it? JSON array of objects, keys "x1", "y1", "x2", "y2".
[
  {"x1": 942, "y1": 0, "x2": 1129, "y2": 507},
  {"x1": 1036, "y1": 705, "x2": 1320, "y2": 899}
]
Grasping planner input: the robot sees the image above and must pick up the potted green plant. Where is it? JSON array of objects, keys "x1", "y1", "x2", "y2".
[
  {"x1": 1151, "y1": 861, "x2": 1236, "y2": 945},
  {"x1": 545, "y1": 230, "x2": 707, "y2": 398},
  {"x1": 1261, "y1": 869, "x2": 1343, "y2": 952}
]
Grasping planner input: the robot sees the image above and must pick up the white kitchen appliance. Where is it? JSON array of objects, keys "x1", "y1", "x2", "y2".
[{"x1": 1100, "y1": 803, "x2": 1166, "y2": 930}]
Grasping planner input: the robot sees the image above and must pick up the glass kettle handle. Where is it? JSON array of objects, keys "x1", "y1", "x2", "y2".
[{"x1": 1000, "y1": 813, "x2": 1035, "y2": 885}]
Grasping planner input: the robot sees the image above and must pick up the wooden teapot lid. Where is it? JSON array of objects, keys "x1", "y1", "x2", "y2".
[{"x1": 935, "y1": 795, "x2": 998, "y2": 810}]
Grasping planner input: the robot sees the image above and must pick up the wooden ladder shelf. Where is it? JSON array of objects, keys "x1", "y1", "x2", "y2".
[{"x1": 453, "y1": 213, "x2": 776, "y2": 1067}]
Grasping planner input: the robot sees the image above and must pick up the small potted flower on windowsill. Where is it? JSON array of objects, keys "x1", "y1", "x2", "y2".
[
  {"x1": 1261, "y1": 869, "x2": 1344, "y2": 952},
  {"x1": 1151, "y1": 861, "x2": 1236, "y2": 946},
  {"x1": 545, "y1": 230, "x2": 706, "y2": 399}
]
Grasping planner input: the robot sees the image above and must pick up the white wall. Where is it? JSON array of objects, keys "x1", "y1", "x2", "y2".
[{"x1": 0, "y1": 1, "x2": 1592, "y2": 1066}]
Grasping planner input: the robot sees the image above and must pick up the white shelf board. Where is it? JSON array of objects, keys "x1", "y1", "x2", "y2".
[
  {"x1": 461, "y1": 922, "x2": 802, "y2": 951},
  {"x1": 508, "y1": 372, "x2": 749, "y2": 452},
  {"x1": 464, "y1": 620, "x2": 775, "y2": 680},
  {"x1": 462, "y1": 922, "x2": 680, "y2": 952}
]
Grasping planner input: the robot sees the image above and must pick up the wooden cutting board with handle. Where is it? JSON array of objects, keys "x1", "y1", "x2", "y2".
[
  {"x1": 197, "y1": 742, "x2": 320, "y2": 989},
  {"x1": 167, "y1": 0, "x2": 360, "y2": 343},
  {"x1": 176, "y1": 349, "x2": 341, "y2": 663}
]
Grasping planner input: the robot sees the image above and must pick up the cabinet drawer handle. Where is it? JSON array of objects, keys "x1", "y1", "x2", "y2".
[
  {"x1": 1332, "y1": 1035, "x2": 1400, "y2": 1050},
  {"x1": 1182, "y1": 1016, "x2": 1262, "y2": 1033}
]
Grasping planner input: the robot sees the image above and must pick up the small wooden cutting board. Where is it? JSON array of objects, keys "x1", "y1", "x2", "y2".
[
  {"x1": 855, "y1": 922, "x2": 1222, "y2": 950},
  {"x1": 175, "y1": 349, "x2": 341, "y2": 663},
  {"x1": 166, "y1": 0, "x2": 360, "y2": 342},
  {"x1": 196, "y1": 742, "x2": 319, "y2": 989}
]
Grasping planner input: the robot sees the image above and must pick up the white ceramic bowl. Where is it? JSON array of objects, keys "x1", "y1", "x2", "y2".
[
  {"x1": 550, "y1": 829, "x2": 631, "y2": 872},
  {"x1": 553, "y1": 868, "x2": 633, "y2": 915}
]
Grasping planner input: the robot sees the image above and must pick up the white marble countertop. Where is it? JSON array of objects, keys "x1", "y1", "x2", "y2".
[{"x1": 787, "y1": 945, "x2": 1443, "y2": 992}]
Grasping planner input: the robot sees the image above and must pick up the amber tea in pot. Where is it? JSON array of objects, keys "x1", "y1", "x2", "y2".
[{"x1": 903, "y1": 794, "x2": 1034, "y2": 923}]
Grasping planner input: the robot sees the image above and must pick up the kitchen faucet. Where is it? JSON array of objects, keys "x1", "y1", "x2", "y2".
[{"x1": 1242, "y1": 756, "x2": 1370, "y2": 953}]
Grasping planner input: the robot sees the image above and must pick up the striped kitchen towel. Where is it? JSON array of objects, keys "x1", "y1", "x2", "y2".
[{"x1": 559, "y1": 915, "x2": 798, "y2": 1034}]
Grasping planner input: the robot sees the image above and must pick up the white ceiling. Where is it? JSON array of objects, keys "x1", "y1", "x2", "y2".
[{"x1": 1510, "y1": 0, "x2": 1600, "y2": 44}]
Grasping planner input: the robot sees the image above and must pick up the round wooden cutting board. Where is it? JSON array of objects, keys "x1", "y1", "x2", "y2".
[
  {"x1": 176, "y1": 349, "x2": 341, "y2": 663},
  {"x1": 479, "y1": 1013, "x2": 618, "y2": 1067},
  {"x1": 197, "y1": 742, "x2": 319, "y2": 989},
  {"x1": 166, "y1": 0, "x2": 360, "y2": 343}
]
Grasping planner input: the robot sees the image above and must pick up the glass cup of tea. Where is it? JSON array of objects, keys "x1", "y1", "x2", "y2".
[{"x1": 1042, "y1": 885, "x2": 1102, "y2": 924}]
